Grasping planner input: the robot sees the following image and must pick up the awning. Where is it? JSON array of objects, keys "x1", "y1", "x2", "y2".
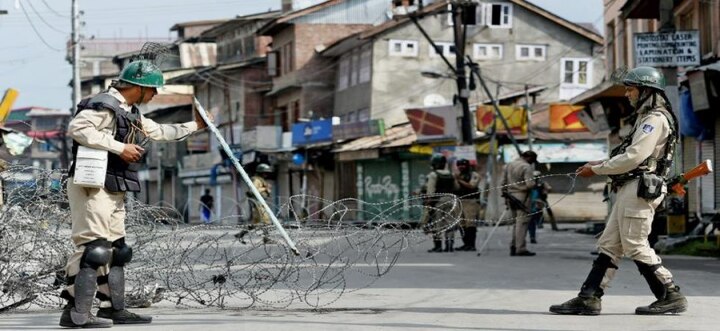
[
  {"x1": 26, "y1": 130, "x2": 63, "y2": 139},
  {"x1": 621, "y1": 0, "x2": 659, "y2": 19},
  {"x1": 688, "y1": 62, "x2": 720, "y2": 73},
  {"x1": 333, "y1": 123, "x2": 414, "y2": 153},
  {"x1": 265, "y1": 83, "x2": 301, "y2": 97},
  {"x1": 475, "y1": 85, "x2": 547, "y2": 104},
  {"x1": 569, "y1": 80, "x2": 625, "y2": 105}
]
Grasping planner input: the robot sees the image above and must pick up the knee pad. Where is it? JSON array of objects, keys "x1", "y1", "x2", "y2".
[
  {"x1": 593, "y1": 253, "x2": 619, "y2": 270},
  {"x1": 111, "y1": 238, "x2": 133, "y2": 267},
  {"x1": 80, "y1": 239, "x2": 112, "y2": 269},
  {"x1": 634, "y1": 260, "x2": 666, "y2": 299}
]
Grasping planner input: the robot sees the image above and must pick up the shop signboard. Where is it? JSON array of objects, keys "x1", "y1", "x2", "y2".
[
  {"x1": 291, "y1": 119, "x2": 333, "y2": 146},
  {"x1": 333, "y1": 119, "x2": 385, "y2": 141},
  {"x1": 634, "y1": 31, "x2": 700, "y2": 67}
]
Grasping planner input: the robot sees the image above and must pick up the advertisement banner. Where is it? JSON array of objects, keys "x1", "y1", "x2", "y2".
[
  {"x1": 476, "y1": 105, "x2": 526, "y2": 134},
  {"x1": 405, "y1": 105, "x2": 459, "y2": 142},
  {"x1": 549, "y1": 104, "x2": 588, "y2": 132},
  {"x1": 503, "y1": 142, "x2": 608, "y2": 163}
]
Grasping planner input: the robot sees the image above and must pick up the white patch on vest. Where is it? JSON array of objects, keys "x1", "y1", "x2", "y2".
[{"x1": 642, "y1": 124, "x2": 655, "y2": 134}]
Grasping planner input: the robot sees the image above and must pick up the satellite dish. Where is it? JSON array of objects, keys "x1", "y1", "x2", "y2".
[{"x1": 424, "y1": 94, "x2": 447, "y2": 107}]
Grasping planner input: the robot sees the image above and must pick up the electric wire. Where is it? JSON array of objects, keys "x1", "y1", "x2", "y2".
[{"x1": 17, "y1": 0, "x2": 63, "y2": 52}]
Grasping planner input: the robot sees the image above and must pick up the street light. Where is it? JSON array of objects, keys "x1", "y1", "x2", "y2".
[{"x1": 420, "y1": 70, "x2": 454, "y2": 80}]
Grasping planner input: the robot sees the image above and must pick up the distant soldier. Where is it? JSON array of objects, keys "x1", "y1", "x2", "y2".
[
  {"x1": 455, "y1": 159, "x2": 481, "y2": 251},
  {"x1": 419, "y1": 154, "x2": 461, "y2": 252},
  {"x1": 550, "y1": 66, "x2": 686, "y2": 315},
  {"x1": 235, "y1": 163, "x2": 274, "y2": 244},
  {"x1": 501, "y1": 150, "x2": 537, "y2": 256}
]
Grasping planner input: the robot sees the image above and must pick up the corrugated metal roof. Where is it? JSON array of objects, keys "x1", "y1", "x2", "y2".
[
  {"x1": 333, "y1": 123, "x2": 415, "y2": 153},
  {"x1": 292, "y1": 0, "x2": 390, "y2": 25}
]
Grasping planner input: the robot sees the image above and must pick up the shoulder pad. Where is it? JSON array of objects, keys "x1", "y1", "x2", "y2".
[{"x1": 81, "y1": 93, "x2": 122, "y2": 113}]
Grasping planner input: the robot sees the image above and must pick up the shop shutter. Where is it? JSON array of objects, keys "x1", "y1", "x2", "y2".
[
  {"x1": 715, "y1": 118, "x2": 720, "y2": 210},
  {"x1": 700, "y1": 140, "x2": 714, "y2": 213},
  {"x1": 683, "y1": 137, "x2": 697, "y2": 214}
]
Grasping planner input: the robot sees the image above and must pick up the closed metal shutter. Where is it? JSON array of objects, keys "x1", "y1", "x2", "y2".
[
  {"x1": 683, "y1": 137, "x2": 697, "y2": 214},
  {"x1": 700, "y1": 140, "x2": 714, "y2": 213},
  {"x1": 715, "y1": 118, "x2": 720, "y2": 210}
]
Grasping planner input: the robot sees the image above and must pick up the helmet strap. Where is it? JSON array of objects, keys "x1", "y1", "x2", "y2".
[
  {"x1": 136, "y1": 87, "x2": 146, "y2": 106},
  {"x1": 634, "y1": 88, "x2": 652, "y2": 110}
]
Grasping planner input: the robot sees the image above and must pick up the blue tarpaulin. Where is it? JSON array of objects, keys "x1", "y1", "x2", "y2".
[{"x1": 679, "y1": 88, "x2": 710, "y2": 140}]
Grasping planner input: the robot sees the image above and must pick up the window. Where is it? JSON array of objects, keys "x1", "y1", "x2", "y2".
[
  {"x1": 350, "y1": 52, "x2": 360, "y2": 86},
  {"x1": 359, "y1": 47, "x2": 371, "y2": 83},
  {"x1": 267, "y1": 51, "x2": 278, "y2": 76},
  {"x1": 281, "y1": 43, "x2": 294, "y2": 75},
  {"x1": 486, "y1": 3, "x2": 512, "y2": 28},
  {"x1": 358, "y1": 108, "x2": 370, "y2": 122},
  {"x1": 337, "y1": 57, "x2": 350, "y2": 91},
  {"x1": 473, "y1": 43, "x2": 503, "y2": 60},
  {"x1": 560, "y1": 58, "x2": 592, "y2": 86},
  {"x1": 447, "y1": 3, "x2": 483, "y2": 26},
  {"x1": 389, "y1": 39, "x2": 418, "y2": 57},
  {"x1": 516, "y1": 44, "x2": 546, "y2": 61},
  {"x1": 429, "y1": 42, "x2": 455, "y2": 58}
]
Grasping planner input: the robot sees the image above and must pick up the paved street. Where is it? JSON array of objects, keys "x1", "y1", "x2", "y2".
[{"x1": 2, "y1": 224, "x2": 719, "y2": 331}]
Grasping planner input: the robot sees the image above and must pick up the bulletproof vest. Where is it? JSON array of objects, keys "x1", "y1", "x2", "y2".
[
  {"x1": 608, "y1": 105, "x2": 678, "y2": 186},
  {"x1": 456, "y1": 172, "x2": 479, "y2": 197},
  {"x1": 433, "y1": 171, "x2": 456, "y2": 194},
  {"x1": 68, "y1": 93, "x2": 144, "y2": 193}
]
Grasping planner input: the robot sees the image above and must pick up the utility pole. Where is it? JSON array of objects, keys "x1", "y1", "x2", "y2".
[
  {"x1": 71, "y1": 0, "x2": 81, "y2": 114},
  {"x1": 409, "y1": 2, "x2": 473, "y2": 144},
  {"x1": 451, "y1": 2, "x2": 473, "y2": 145},
  {"x1": 525, "y1": 84, "x2": 532, "y2": 151}
]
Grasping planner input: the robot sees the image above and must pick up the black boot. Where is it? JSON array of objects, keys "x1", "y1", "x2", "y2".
[
  {"x1": 549, "y1": 253, "x2": 617, "y2": 315},
  {"x1": 635, "y1": 284, "x2": 688, "y2": 315},
  {"x1": 466, "y1": 227, "x2": 477, "y2": 251},
  {"x1": 634, "y1": 260, "x2": 688, "y2": 315},
  {"x1": 97, "y1": 307, "x2": 152, "y2": 324},
  {"x1": 549, "y1": 296, "x2": 602, "y2": 315},
  {"x1": 510, "y1": 246, "x2": 516, "y2": 256},
  {"x1": 428, "y1": 240, "x2": 443, "y2": 253},
  {"x1": 59, "y1": 301, "x2": 113, "y2": 328},
  {"x1": 444, "y1": 240, "x2": 454, "y2": 252}
]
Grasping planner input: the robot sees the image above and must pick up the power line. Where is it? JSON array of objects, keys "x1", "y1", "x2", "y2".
[
  {"x1": 17, "y1": 0, "x2": 63, "y2": 52},
  {"x1": 40, "y1": 0, "x2": 70, "y2": 18},
  {"x1": 26, "y1": 0, "x2": 69, "y2": 34}
]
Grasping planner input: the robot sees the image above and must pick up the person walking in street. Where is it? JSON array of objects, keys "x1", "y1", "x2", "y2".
[
  {"x1": 235, "y1": 163, "x2": 274, "y2": 244},
  {"x1": 455, "y1": 158, "x2": 481, "y2": 251},
  {"x1": 527, "y1": 171, "x2": 554, "y2": 243},
  {"x1": 200, "y1": 189, "x2": 214, "y2": 224},
  {"x1": 502, "y1": 151, "x2": 537, "y2": 256},
  {"x1": 419, "y1": 154, "x2": 461, "y2": 252},
  {"x1": 549, "y1": 66, "x2": 687, "y2": 316},
  {"x1": 60, "y1": 60, "x2": 209, "y2": 328}
]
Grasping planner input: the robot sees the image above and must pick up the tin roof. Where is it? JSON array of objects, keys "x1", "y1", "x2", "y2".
[{"x1": 333, "y1": 123, "x2": 416, "y2": 153}]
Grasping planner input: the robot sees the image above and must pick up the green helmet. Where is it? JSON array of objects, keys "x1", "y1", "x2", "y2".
[
  {"x1": 623, "y1": 66, "x2": 665, "y2": 92},
  {"x1": 119, "y1": 60, "x2": 164, "y2": 88},
  {"x1": 256, "y1": 163, "x2": 272, "y2": 173},
  {"x1": 430, "y1": 154, "x2": 447, "y2": 170}
]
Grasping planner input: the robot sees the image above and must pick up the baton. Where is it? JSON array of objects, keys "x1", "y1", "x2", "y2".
[{"x1": 193, "y1": 97, "x2": 300, "y2": 256}]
